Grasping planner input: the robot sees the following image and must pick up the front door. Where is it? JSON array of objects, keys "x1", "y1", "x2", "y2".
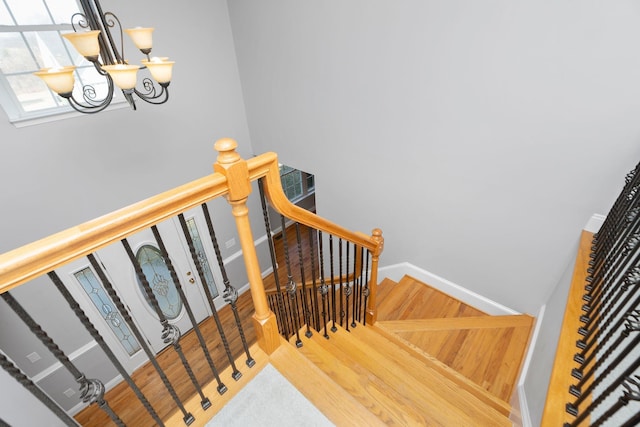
[{"x1": 56, "y1": 206, "x2": 227, "y2": 372}]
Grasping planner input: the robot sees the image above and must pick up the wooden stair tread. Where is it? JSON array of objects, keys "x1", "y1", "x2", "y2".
[
  {"x1": 269, "y1": 339, "x2": 384, "y2": 427},
  {"x1": 377, "y1": 275, "x2": 487, "y2": 320},
  {"x1": 374, "y1": 274, "x2": 534, "y2": 402},
  {"x1": 297, "y1": 326, "x2": 512, "y2": 426},
  {"x1": 368, "y1": 323, "x2": 513, "y2": 416},
  {"x1": 377, "y1": 314, "x2": 534, "y2": 331}
]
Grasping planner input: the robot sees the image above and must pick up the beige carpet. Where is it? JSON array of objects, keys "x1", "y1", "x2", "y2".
[{"x1": 208, "y1": 363, "x2": 333, "y2": 426}]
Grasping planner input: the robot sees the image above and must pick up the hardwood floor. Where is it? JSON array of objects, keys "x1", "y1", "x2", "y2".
[
  {"x1": 376, "y1": 275, "x2": 533, "y2": 402},
  {"x1": 74, "y1": 290, "x2": 258, "y2": 426}
]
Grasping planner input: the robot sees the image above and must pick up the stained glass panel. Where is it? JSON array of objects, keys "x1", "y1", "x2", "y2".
[
  {"x1": 185, "y1": 217, "x2": 219, "y2": 299},
  {"x1": 135, "y1": 245, "x2": 183, "y2": 320},
  {"x1": 74, "y1": 267, "x2": 141, "y2": 356}
]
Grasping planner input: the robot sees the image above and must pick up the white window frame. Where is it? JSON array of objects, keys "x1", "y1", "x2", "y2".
[{"x1": 0, "y1": 0, "x2": 125, "y2": 126}]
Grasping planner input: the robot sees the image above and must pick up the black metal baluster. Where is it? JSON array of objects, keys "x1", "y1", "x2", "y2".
[
  {"x1": 177, "y1": 214, "x2": 241, "y2": 379},
  {"x1": 590, "y1": 375, "x2": 640, "y2": 427},
  {"x1": 362, "y1": 250, "x2": 371, "y2": 326},
  {"x1": 281, "y1": 216, "x2": 302, "y2": 347},
  {"x1": 351, "y1": 243, "x2": 358, "y2": 327},
  {"x1": 122, "y1": 238, "x2": 197, "y2": 424},
  {"x1": 151, "y1": 225, "x2": 220, "y2": 402},
  {"x1": 569, "y1": 311, "x2": 640, "y2": 412},
  {"x1": 257, "y1": 180, "x2": 290, "y2": 340},
  {"x1": 176, "y1": 215, "x2": 240, "y2": 385},
  {"x1": 329, "y1": 234, "x2": 337, "y2": 333},
  {"x1": 295, "y1": 223, "x2": 312, "y2": 338},
  {"x1": 338, "y1": 238, "x2": 344, "y2": 328},
  {"x1": 308, "y1": 227, "x2": 320, "y2": 331},
  {"x1": 201, "y1": 203, "x2": 255, "y2": 368},
  {"x1": 0, "y1": 351, "x2": 79, "y2": 426},
  {"x1": 2, "y1": 291, "x2": 124, "y2": 426},
  {"x1": 86, "y1": 255, "x2": 186, "y2": 425},
  {"x1": 318, "y1": 231, "x2": 329, "y2": 339}
]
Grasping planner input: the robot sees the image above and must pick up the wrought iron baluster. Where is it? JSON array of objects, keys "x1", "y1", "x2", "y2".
[
  {"x1": 2, "y1": 290, "x2": 124, "y2": 426},
  {"x1": 363, "y1": 250, "x2": 371, "y2": 326},
  {"x1": 339, "y1": 238, "x2": 344, "y2": 328},
  {"x1": 151, "y1": 225, "x2": 220, "y2": 402},
  {"x1": 590, "y1": 376, "x2": 640, "y2": 427},
  {"x1": 295, "y1": 223, "x2": 312, "y2": 338},
  {"x1": 122, "y1": 238, "x2": 197, "y2": 424},
  {"x1": 0, "y1": 352, "x2": 79, "y2": 426},
  {"x1": 281, "y1": 215, "x2": 302, "y2": 347},
  {"x1": 318, "y1": 231, "x2": 329, "y2": 339},
  {"x1": 176, "y1": 214, "x2": 240, "y2": 384},
  {"x1": 257, "y1": 180, "x2": 290, "y2": 340},
  {"x1": 569, "y1": 311, "x2": 640, "y2": 411},
  {"x1": 351, "y1": 243, "x2": 358, "y2": 327},
  {"x1": 308, "y1": 227, "x2": 320, "y2": 331},
  {"x1": 329, "y1": 234, "x2": 337, "y2": 333}
]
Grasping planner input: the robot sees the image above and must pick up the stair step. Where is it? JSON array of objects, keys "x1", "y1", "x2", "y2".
[
  {"x1": 366, "y1": 323, "x2": 513, "y2": 416},
  {"x1": 269, "y1": 339, "x2": 384, "y2": 426},
  {"x1": 377, "y1": 314, "x2": 533, "y2": 331},
  {"x1": 378, "y1": 275, "x2": 487, "y2": 320},
  {"x1": 298, "y1": 326, "x2": 512, "y2": 426}
]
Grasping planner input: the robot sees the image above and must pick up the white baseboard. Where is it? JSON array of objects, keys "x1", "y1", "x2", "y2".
[
  {"x1": 584, "y1": 214, "x2": 605, "y2": 233},
  {"x1": 377, "y1": 262, "x2": 518, "y2": 315},
  {"x1": 514, "y1": 304, "x2": 545, "y2": 427}
]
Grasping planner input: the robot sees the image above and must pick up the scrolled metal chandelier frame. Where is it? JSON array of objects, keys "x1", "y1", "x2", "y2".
[{"x1": 35, "y1": 0, "x2": 174, "y2": 114}]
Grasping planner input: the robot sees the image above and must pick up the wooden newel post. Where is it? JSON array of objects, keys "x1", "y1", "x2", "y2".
[
  {"x1": 214, "y1": 138, "x2": 280, "y2": 354},
  {"x1": 365, "y1": 228, "x2": 384, "y2": 325}
]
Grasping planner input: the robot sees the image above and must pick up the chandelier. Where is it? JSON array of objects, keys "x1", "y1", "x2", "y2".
[{"x1": 34, "y1": 0, "x2": 174, "y2": 114}]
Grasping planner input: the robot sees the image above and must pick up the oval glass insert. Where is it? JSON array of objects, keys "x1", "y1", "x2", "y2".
[{"x1": 135, "y1": 244, "x2": 182, "y2": 320}]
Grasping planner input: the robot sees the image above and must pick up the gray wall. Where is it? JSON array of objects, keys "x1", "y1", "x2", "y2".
[
  {"x1": 226, "y1": 1, "x2": 640, "y2": 423},
  {"x1": 227, "y1": 0, "x2": 640, "y2": 315},
  {"x1": 0, "y1": 0, "x2": 254, "y2": 424}
]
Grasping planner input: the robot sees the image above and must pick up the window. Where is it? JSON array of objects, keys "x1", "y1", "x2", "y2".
[
  {"x1": 0, "y1": 0, "x2": 116, "y2": 123},
  {"x1": 279, "y1": 164, "x2": 315, "y2": 203}
]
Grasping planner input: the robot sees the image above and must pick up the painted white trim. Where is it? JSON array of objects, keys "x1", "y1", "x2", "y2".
[
  {"x1": 377, "y1": 262, "x2": 519, "y2": 315},
  {"x1": 584, "y1": 214, "x2": 605, "y2": 233},
  {"x1": 515, "y1": 304, "x2": 545, "y2": 427},
  {"x1": 31, "y1": 341, "x2": 99, "y2": 383}
]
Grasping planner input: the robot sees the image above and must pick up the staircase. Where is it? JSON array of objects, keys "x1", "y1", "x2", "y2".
[{"x1": 270, "y1": 275, "x2": 534, "y2": 426}]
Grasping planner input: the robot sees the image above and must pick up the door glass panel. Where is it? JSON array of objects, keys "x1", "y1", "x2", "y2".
[
  {"x1": 74, "y1": 267, "x2": 141, "y2": 356},
  {"x1": 135, "y1": 244, "x2": 183, "y2": 320},
  {"x1": 185, "y1": 217, "x2": 219, "y2": 299}
]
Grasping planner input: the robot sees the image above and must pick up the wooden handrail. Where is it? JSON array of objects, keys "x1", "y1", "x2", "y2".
[
  {"x1": 541, "y1": 230, "x2": 593, "y2": 426},
  {"x1": 0, "y1": 140, "x2": 382, "y2": 295}
]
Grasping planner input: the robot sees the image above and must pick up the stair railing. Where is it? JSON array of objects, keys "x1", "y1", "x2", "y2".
[
  {"x1": 0, "y1": 138, "x2": 383, "y2": 426},
  {"x1": 543, "y1": 161, "x2": 640, "y2": 426}
]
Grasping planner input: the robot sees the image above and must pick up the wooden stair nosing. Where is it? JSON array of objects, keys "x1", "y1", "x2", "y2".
[
  {"x1": 269, "y1": 340, "x2": 385, "y2": 427},
  {"x1": 319, "y1": 326, "x2": 512, "y2": 426},
  {"x1": 369, "y1": 322, "x2": 513, "y2": 417},
  {"x1": 376, "y1": 314, "x2": 534, "y2": 332}
]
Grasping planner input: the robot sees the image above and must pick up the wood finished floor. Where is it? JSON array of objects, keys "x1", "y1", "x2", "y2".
[
  {"x1": 376, "y1": 275, "x2": 534, "y2": 402},
  {"x1": 74, "y1": 290, "x2": 257, "y2": 426}
]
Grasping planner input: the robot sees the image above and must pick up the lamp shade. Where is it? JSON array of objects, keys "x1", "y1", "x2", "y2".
[
  {"x1": 141, "y1": 57, "x2": 175, "y2": 84},
  {"x1": 102, "y1": 64, "x2": 140, "y2": 90},
  {"x1": 34, "y1": 66, "x2": 76, "y2": 95},
  {"x1": 125, "y1": 27, "x2": 154, "y2": 51},
  {"x1": 63, "y1": 30, "x2": 101, "y2": 59}
]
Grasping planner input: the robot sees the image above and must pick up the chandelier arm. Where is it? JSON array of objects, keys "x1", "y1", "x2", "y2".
[
  {"x1": 64, "y1": 75, "x2": 115, "y2": 113},
  {"x1": 133, "y1": 79, "x2": 170, "y2": 105},
  {"x1": 101, "y1": 12, "x2": 125, "y2": 64},
  {"x1": 70, "y1": 12, "x2": 90, "y2": 32}
]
